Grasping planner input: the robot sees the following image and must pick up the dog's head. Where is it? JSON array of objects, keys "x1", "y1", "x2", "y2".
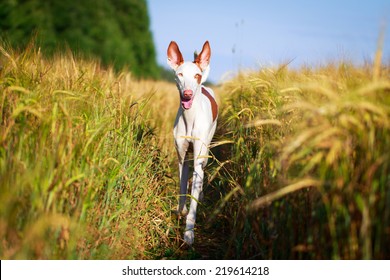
[{"x1": 167, "y1": 41, "x2": 211, "y2": 110}]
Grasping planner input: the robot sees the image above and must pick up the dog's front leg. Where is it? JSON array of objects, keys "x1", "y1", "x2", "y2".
[{"x1": 184, "y1": 139, "x2": 208, "y2": 245}]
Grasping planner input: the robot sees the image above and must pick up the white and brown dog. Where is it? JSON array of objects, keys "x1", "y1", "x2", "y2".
[{"x1": 167, "y1": 41, "x2": 218, "y2": 245}]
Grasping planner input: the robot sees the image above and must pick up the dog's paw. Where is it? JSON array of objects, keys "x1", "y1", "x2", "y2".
[
  {"x1": 183, "y1": 229, "x2": 194, "y2": 245},
  {"x1": 172, "y1": 206, "x2": 188, "y2": 218}
]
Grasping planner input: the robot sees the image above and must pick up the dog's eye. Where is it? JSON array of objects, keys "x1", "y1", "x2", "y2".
[
  {"x1": 177, "y1": 73, "x2": 183, "y2": 77},
  {"x1": 194, "y1": 74, "x2": 202, "y2": 84}
]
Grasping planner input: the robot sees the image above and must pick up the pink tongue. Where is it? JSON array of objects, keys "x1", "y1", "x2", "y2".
[{"x1": 181, "y1": 99, "x2": 193, "y2": 109}]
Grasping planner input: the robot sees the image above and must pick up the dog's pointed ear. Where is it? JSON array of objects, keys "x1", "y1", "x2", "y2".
[
  {"x1": 194, "y1": 41, "x2": 211, "y2": 72},
  {"x1": 167, "y1": 41, "x2": 184, "y2": 71},
  {"x1": 200, "y1": 65, "x2": 210, "y2": 84}
]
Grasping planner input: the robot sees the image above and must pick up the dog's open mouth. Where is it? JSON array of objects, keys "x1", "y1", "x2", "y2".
[{"x1": 181, "y1": 96, "x2": 193, "y2": 110}]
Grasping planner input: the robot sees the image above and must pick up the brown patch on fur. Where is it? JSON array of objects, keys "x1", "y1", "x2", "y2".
[
  {"x1": 202, "y1": 87, "x2": 218, "y2": 122},
  {"x1": 194, "y1": 41, "x2": 211, "y2": 71}
]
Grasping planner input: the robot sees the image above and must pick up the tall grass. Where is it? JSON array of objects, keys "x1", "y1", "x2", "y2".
[
  {"x1": 213, "y1": 60, "x2": 390, "y2": 259},
  {"x1": 0, "y1": 42, "x2": 177, "y2": 259},
  {"x1": 1, "y1": 41, "x2": 389, "y2": 260}
]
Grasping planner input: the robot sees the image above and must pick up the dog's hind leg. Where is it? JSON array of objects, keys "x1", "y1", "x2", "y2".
[{"x1": 176, "y1": 139, "x2": 190, "y2": 216}]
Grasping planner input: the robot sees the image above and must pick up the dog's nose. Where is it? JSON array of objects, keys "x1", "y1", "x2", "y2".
[{"x1": 183, "y1": 89, "x2": 193, "y2": 99}]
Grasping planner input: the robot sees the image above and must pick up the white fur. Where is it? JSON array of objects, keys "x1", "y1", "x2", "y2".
[{"x1": 167, "y1": 41, "x2": 217, "y2": 245}]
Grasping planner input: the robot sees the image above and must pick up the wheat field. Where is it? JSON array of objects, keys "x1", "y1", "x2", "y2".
[{"x1": 0, "y1": 42, "x2": 389, "y2": 259}]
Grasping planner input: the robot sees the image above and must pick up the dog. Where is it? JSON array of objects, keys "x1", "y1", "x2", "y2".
[{"x1": 167, "y1": 41, "x2": 218, "y2": 245}]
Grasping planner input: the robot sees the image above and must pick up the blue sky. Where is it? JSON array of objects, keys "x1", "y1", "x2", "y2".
[{"x1": 147, "y1": 0, "x2": 390, "y2": 83}]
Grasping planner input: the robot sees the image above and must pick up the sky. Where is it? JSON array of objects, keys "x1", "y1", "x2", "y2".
[{"x1": 147, "y1": 0, "x2": 390, "y2": 83}]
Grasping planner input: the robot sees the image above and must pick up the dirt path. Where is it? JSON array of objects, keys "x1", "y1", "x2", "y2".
[{"x1": 169, "y1": 142, "x2": 233, "y2": 259}]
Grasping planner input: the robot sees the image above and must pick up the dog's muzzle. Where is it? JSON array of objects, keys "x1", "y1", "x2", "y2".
[{"x1": 181, "y1": 89, "x2": 194, "y2": 109}]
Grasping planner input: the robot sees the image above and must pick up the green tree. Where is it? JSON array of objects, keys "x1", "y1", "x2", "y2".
[{"x1": 0, "y1": 0, "x2": 159, "y2": 78}]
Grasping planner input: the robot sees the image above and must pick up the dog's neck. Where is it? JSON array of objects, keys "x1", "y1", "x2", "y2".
[{"x1": 178, "y1": 85, "x2": 202, "y2": 128}]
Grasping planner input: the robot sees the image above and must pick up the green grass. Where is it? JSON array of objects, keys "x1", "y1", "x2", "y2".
[
  {"x1": 211, "y1": 60, "x2": 390, "y2": 259},
  {"x1": 0, "y1": 43, "x2": 178, "y2": 259},
  {"x1": 1, "y1": 41, "x2": 389, "y2": 259}
]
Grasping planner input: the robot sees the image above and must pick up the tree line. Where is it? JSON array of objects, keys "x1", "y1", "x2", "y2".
[{"x1": 0, "y1": 0, "x2": 161, "y2": 78}]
